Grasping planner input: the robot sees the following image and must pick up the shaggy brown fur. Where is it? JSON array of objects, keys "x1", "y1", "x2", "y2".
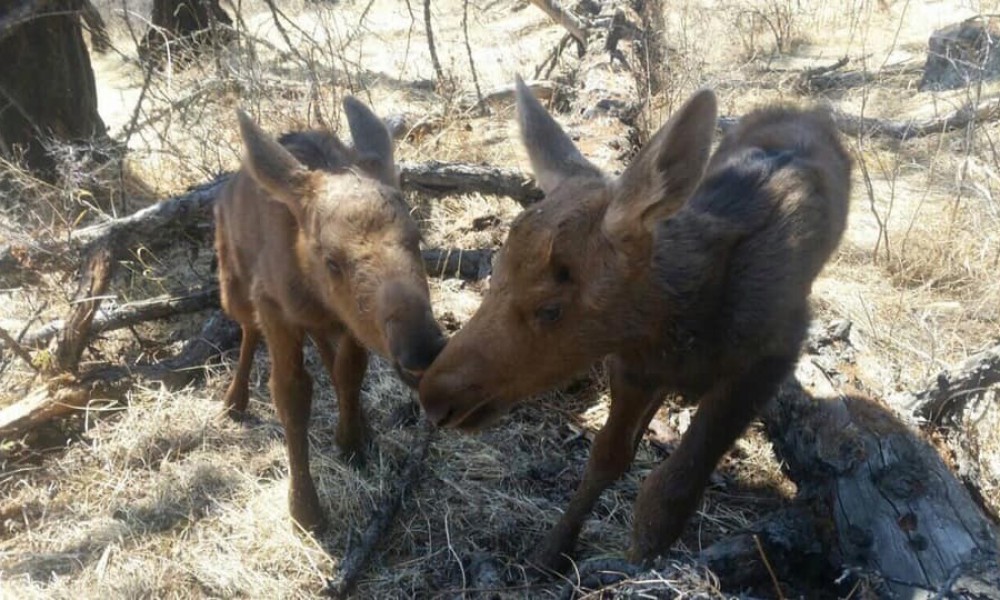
[{"x1": 419, "y1": 78, "x2": 851, "y2": 568}]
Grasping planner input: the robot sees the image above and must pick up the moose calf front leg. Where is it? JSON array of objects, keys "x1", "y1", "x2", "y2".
[
  {"x1": 263, "y1": 314, "x2": 324, "y2": 532},
  {"x1": 329, "y1": 334, "x2": 369, "y2": 462},
  {"x1": 629, "y1": 357, "x2": 793, "y2": 562},
  {"x1": 533, "y1": 358, "x2": 663, "y2": 572}
]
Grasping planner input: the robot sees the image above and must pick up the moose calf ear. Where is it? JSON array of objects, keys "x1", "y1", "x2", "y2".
[
  {"x1": 515, "y1": 75, "x2": 603, "y2": 196},
  {"x1": 603, "y1": 89, "x2": 718, "y2": 254},
  {"x1": 236, "y1": 110, "x2": 311, "y2": 220},
  {"x1": 343, "y1": 96, "x2": 397, "y2": 187}
]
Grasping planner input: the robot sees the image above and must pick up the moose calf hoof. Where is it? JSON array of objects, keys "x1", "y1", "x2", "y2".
[
  {"x1": 335, "y1": 423, "x2": 371, "y2": 467},
  {"x1": 528, "y1": 537, "x2": 575, "y2": 577},
  {"x1": 217, "y1": 403, "x2": 247, "y2": 423},
  {"x1": 290, "y1": 500, "x2": 326, "y2": 534},
  {"x1": 627, "y1": 530, "x2": 671, "y2": 567},
  {"x1": 222, "y1": 385, "x2": 250, "y2": 415}
]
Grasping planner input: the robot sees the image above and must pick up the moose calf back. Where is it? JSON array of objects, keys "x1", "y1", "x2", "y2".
[{"x1": 667, "y1": 106, "x2": 851, "y2": 364}]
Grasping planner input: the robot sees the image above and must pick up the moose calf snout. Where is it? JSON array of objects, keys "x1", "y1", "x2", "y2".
[
  {"x1": 378, "y1": 280, "x2": 447, "y2": 387},
  {"x1": 419, "y1": 356, "x2": 495, "y2": 429}
]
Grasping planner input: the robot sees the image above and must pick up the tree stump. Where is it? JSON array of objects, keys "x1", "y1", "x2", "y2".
[
  {"x1": 138, "y1": 0, "x2": 235, "y2": 68},
  {"x1": 0, "y1": 0, "x2": 107, "y2": 177},
  {"x1": 919, "y1": 16, "x2": 1000, "y2": 92}
]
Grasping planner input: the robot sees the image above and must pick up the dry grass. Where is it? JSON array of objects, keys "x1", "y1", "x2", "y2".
[{"x1": 2, "y1": 0, "x2": 1000, "y2": 597}]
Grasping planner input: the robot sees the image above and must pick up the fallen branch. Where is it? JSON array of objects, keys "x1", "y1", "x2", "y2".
[
  {"x1": 0, "y1": 326, "x2": 38, "y2": 371},
  {"x1": 70, "y1": 176, "x2": 227, "y2": 250},
  {"x1": 458, "y1": 80, "x2": 561, "y2": 113},
  {"x1": 0, "y1": 372, "x2": 131, "y2": 440},
  {"x1": 891, "y1": 342, "x2": 1000, "y2": 425},
  {"x1": 399, "y1": 161, "x2": 542, "y2": 206},
  {"x1": 795, "y1": 56, "x2": 850, "y2": 92},
  {"x1": 833, "y1": 96, "x2": 1000, "y2": 140},
  {"x1": 22, "y1": 284, "x2": 221, "y2": 349},
  {"x1": 421, "y1": 248, "x2": 493, "y2": 281},
  {"x1": 0, "y1": 311, "x2": 240, "y2": 439},
  {"x1": 0, "y1": 162, "x2": 541, "y2": 278},
  {"x1": 51, "y1": 242, "x2": 114, "y2": 374},
  {"x1": 10, "y1": 248, "x2": 490, "y2": 371},
  {"x1": 324, "y1": 420, "x2": 435, "y2": 598},
  {"x1": 528, "y1": 0, "x2": 588, "y2": 46}
]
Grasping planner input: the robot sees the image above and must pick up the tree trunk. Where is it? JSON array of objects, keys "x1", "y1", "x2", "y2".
[
  {"x1": 80, "y1": 0, "x2": 110, "y2": 53},
  {"x1": 0, "y1": 0, "x2": 107, "y2": 177},
  {"x1": 138, "y1": 0, "x2": 233, "y2": 66}
]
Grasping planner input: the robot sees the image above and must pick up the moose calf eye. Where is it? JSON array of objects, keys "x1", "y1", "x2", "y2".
[
  {"x1": 325, "y1": 257, "x2": 342, "y2": 276},
  {"x1": 535, "y1": 304, "x2": 563, "y2": 324}
]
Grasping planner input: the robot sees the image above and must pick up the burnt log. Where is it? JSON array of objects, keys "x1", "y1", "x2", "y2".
[
  {"x1": 762, "y1": 353, "x2": 1000, "y2": 598},
  {"x1": 920, "y1": 16, "x2": 1000, "y2": 92}
]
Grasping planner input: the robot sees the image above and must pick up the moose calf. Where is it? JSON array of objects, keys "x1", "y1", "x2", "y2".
[
  {"x1": 419, "y1": 78, "x2": 851, "y2": 566},
  {"x1": 215, "y1": 98, "x2": 446, "y2": 530}
]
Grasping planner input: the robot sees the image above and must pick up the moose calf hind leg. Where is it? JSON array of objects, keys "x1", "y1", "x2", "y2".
[
  {"x1": 222, "y1": 324, "x2": 261, "y2": 419},
  {"x1": 629, "y1": 356, "x2": 794, "y2": 562}
]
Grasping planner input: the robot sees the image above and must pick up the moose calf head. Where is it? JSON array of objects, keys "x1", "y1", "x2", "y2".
[
  {"x1": 419, "y1": 78, "x2": 718, "y2": 428},
  {"x1": 235, "y1": 100, "x2": 444, "y2": 385}
]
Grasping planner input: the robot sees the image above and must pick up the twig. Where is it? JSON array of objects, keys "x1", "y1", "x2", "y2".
[
  {"x1": 0, "y1": 326, "x2": 38, "y2": 372},
  {"x1": 534, "y1": 33, "x2": 573, "y2": 80},
  {"x1": 753, "y1": 534, "x2": 785, "y2": 600},
  {"x1": 324, "y1": 420, "x2": 436, "y2": 598},
  {"x1": 461, "y1": 0, "x2": 483, "y2": 109},
  {"x1": 423, "y1": 0, "x2": 444, "y2": 84},
  {"x1": 527, "y1": 0, "x2": 588, "y2": 47},
  {"x1": 51, "y1": 242, "x2": 115, "y2": 374}
]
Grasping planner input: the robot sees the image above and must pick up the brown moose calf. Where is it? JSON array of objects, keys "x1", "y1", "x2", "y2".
[
  {"x1": 419, "y1": 78, "x2": 851, "y2": 567},
  {"x1": 215, "y1": 98, "x2": 445, "y2": 531}
]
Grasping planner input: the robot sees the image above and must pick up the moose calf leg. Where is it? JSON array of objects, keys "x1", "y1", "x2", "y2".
[
  {"x1": 533, "y1": 358, "x2": 663, "y2": 572},
  {"x1": 629, "y1": 357, "x2": 793, "y2": 562},
  {"x1": 330, "y1": 334, "x2": 369, "y2": 461},
  {"x1": 222, "y1": 324, "x2": 261, "y2": 417},
  {"x1": 263, "y1": 314, "x2": 324, "y2": 531}
]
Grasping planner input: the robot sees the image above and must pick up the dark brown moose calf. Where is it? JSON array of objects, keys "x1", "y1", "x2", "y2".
[
  {"x1": 215, "y1": 98, "x2": 446, "y2": 531},
  {"x1": 419, "y1": 78, "x2": 851, "y2": 567}
]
